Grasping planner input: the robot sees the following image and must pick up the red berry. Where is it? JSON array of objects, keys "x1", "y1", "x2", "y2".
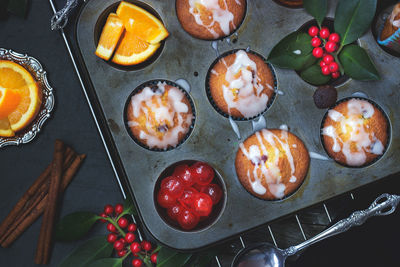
[
  {"x1": 200, "y1": 184, "x2": 223, "y2": 205},
  {"x1": 325, "y1": 41, "x2": 337, "y2": 53},
  {"x1": 167, "y1": 203, "x2": 184, "y2": 221},
  {"x1": 178, "y1": 208, "x2": 200, "y2": 230},
  {"x1": 119, "y1": 238, "x2": 126, "y2": 245},
  {"x1": 190, "y1": 162, "x2": 214, "y2": 186},
  {"x1": 125, "y1": 232, "x2": 136, "y2": 243},
  {"x1": 173, "y1": 164, "x2": 195, "y2": 187},
  {"x1": 157, "y1": 189, "x2": 177, "y2": 208},
  {"x1": 323, "y1": 54, "x2": 334, "y2": 64},
  {"x1": 104, "y1": 204, "x2": 114, "y2": 216},
  {"x1": 331, "y1": 71, "x2": 340, "y2": 79},
  {"x1": 328, "y1": 62, "x2": 339, "y2": 73},
  {"x1": 115, "y1": 204, "x2": 124, "y2": 215},
  {"x1": 132, "y1": 259, "x2": 142, "y2": 267},
  {"x1": 319, "y1": 27, "x2": 330, "y2": 39},
  {"x1": 99, "y1": 213, "x2": 107, "y2": 223},
  {"x1": 319, "y1": 61, "x2": 326, "y2": 68},
  {"x1": 311, "y1": 37, "x2": 321, "y2": 47},
  {"x1": 114, "y1": 240, "x2": 124, "y2": 251},
  {"x1": 192, "y1": 193, "x2": 213, "y2": 217},
  {"x1": 312, "y1": 47, "x2": 324, "y2": 58},
  {"x1": 151, "y1": 253, "x2": 158, "y2": 264},
  {"x1": 107, "y1": 233, "x2": 117, "y2": 243},
  {"x1": 321, "y1": 65, "x2": 331, "y2": 75},
  {"x1": 308, "y1": 26, "x2": 319, "y2": 37},
  {"x1": 127, "y1": 223, "x2": 137, "y2": 232},
  {"x1": 117, "y1": 250, "x2": 126, "y2": 257},
  {"x1": 118, "y1": 217, "x2": 129, "y2": 228},
  {"x1": 329, "y1": 33, "x2": 340, "y2": 43},
  {"x1": 161, "y1": 176, "x2": 184, "y2": 198},
  {"x1": 141, "y1": 241, "x2": 152, "y2": 251},
  {"x1": 178, "y1": 187, "x2": 198, "y2": 209},
  {"x1": 130, "y1": 242, "x2": 141, "y2": 253},
  {"x1": 107, "y1": 223, "x2": 117, "y2": 233}
]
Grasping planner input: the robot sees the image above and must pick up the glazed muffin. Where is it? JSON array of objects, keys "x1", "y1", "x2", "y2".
[
  {"x1": 235, "y1": 129, "x2": 309, "y2": 200},
  {"x1": 321, "y1": 98, "x2": 389, "y2": 167},
  {"x1": 380, "y1": 3, "x2": 400, "y2": 41},
  {"x1": 208, "y1": 50, "x2": 275, "y2": 119},
  {"x1": 176, "y1": 0, "x2": 246, "y2": 40},
  {"x1": 126, "y1": 81, "x2": 194, "y2": 150}
]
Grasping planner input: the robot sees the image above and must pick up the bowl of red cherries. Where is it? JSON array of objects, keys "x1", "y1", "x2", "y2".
[{"x1": 154, "y1": 160, "x2": 226, "y2": 231}]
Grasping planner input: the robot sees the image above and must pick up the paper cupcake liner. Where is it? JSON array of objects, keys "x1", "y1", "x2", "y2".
[
  {"x1": 123, "y1": 79, "x2": 196, "y2": 152},
  {"x1": 320, "y1": 96, "x2": 391, "y2": 168},
  {"x1": 205, "y1": 49, "x2": 278, "y2": 121},
  {"x1": 378, "y1": 24, "x2": 400, "y2": 54}
]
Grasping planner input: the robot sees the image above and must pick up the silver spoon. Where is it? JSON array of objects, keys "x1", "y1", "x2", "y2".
[{"x1": 232, "y1": 193, "x2": 400, "y2": 267}]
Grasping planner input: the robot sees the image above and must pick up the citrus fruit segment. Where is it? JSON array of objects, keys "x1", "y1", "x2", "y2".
[
  {"x1": 0, "y1": 60, "x2": 42, "y2": 133},
  {"x1": 112, "y1": 31, "x2": 160, "y2": 65},
  {"x1": 0, "y1": 117, "x2": 14, "y2": 137},
  {"x1": 95, "y1": 13, "x2": 125, "y2": 60},
  {"x1": 0, "y1": 89, "x2": 21, "y2": 119},
  {"x1": 116, "y1": 1, "x2": 169, "y2": 44}
]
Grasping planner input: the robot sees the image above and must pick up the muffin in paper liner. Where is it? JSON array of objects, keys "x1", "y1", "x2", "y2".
[{"x1": 378, "y1": 4, "x2": 400, "y2": 54}]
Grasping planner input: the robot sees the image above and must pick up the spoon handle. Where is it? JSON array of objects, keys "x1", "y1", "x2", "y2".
[{"x1": 284, "y1": 193, "x2": 400, "y2": 257}]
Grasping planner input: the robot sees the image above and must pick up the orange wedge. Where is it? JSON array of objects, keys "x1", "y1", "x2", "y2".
[
  {"x1": 0, "y1": 89, "x2": 21, "y2": 119},
  {"x1": 0, "y1": 117, "x2": 13, "y2": 137},
  {"x1": 112, "y1": 31, "x2": 160, "y2": 65},
  {"x1": 116, "y1": 1, "x2": 169, "y2": 44},
  {"x1": 0, "y1": 60, "x2": 42, "y2": 135},
  {"x1": 95, "y1": 13, "x2": 125, "y2": 60}
]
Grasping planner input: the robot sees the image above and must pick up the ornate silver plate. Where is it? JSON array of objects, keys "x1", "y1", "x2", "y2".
[{"x1": 0, "y1": 48, "x2": 55, "y2": 148}]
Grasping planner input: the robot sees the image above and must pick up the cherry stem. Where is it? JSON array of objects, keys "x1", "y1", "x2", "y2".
[{"x1": 106, "y1": 217, "x2": 126, "y2": 237}]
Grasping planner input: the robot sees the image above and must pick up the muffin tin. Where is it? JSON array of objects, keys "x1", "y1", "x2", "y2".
[{"x1": 74, "y1": 0, "x2": 400, "y2": 250}]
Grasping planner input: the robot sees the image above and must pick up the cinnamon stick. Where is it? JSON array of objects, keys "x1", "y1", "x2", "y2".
[
  {"x1": 0, "y1": 146, "x2": 75, "y2": 244},
  {"x1": 1, "y1": 153, "x2": 85, "y2": 248},
  {"x1": 35, "y1": 140, "x2": 64, "y2": 265}
]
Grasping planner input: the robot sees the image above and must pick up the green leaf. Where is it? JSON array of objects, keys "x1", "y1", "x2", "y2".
[
  {"x1": 338, "y1": 45, "x2": 380, "y2": 81},
  {"x1": 156, "y1": 247, "x2": 192, "y2": 267},
  {"x1": 334, "y1": 0, "x2": 377, "y2": 45},
  {"x1": 300, "y1": 63, "x2": 332, "y2": 85},
  {"x1": 303, "y1": 0, "x2": 328, "y2": 27},
  {"x1": 55, "y1": 212, "x2": 100, "y2": 242},
  {"x1": 59, "y1": 236, "x2": 113, "y2": 267},
  {"x1": 268, "y1": 31, "x2": 317, "y2": 71},
  {"x1": 190, "y1": 250, "x2": 220, "y2": 267},
  {"x1": 7, "y1": 0, "x2": 27, "y2": 17},
  {"x1": 86, "y1": 258, "x2": 123, "y2": 267}
]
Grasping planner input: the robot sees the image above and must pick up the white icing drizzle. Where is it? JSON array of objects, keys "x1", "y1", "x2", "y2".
[
  {"x1": 279, "y1": 124, "x2": 288, "y2": 131},
  {"x1": 128, "y1": 82, "x2": 193, "y2": 149},
  {"x1": 239, "y1": 129, "x2": 299, "y2": 198},
  {"x1": 322, "y1": 99, "x2": 384, "y2": 166},
  {"x1": 229, "y1": 116, "x2": 241, "y2": 139},
  {"x1": 309, "y1": 152, "x2": 330, "y2": 161},
  {"x1": 389, "y1": 5, "x2": 400, "y2": 28},
  {"x1": 293, "y1": 50, "x2": 301, "y2": 55},
  {"x1": 251, "y1": 115, "x2": 267, "y2": 132},
  {"x1": 276, "y1": 90, "x2": 285, "y2": 95},
  {"x1": 221, "y1": 50, "x2": 272, "y2": 118},
  {"x1": 175, "y1": 79, "x2": 191, "y2": 93},
  {"x1": 189, "y1": 0, "x2": 236, "y2": 38}
]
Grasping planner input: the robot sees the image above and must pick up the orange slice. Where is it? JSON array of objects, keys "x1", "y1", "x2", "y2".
[
  {"x1": 95, "y1": 13, "x2": 125, "y2": 60},
  {"x1": 0, "y1": 60, "x2": 42, "y2": 134},
  {"x1": 0, "y1": 89, "x2": 21, "y2": 119},
  {"x1": 116, "y1": 1, "x2": 169, "y2": 44},
  {"x1": 0, "y1": 118, "x2": 13, "y2": 137},
  {"x1": 112, "y1": 31, "x2": 160, "y2": 65}
]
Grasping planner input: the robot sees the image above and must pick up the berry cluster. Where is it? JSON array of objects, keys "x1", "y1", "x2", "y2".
[
  {"x1": 157, "y1": 162, "x2": 223, "y2": 230},
  {"x1": 100, "y1": 204, "x2": 158, "y2": 267},
  {"x1": 308, "y1": 26, "x2": 341, "y2": 79}
]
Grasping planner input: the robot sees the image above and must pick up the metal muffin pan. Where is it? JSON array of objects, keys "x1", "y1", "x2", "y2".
[{"x1": 75, "y1": 0, "x2": 400, "y2": 250}]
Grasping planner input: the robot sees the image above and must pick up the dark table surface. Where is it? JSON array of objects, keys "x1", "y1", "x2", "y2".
[{"x1": 0, "y1": 1, "x2": 399, "y2": 267}]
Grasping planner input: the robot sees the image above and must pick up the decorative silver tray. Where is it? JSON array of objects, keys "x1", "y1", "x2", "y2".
[{"x1": 0, "y1": 48, "x2": 55, "y2": 148}]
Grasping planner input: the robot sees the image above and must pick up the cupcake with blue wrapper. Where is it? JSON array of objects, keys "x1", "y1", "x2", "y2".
[{"x1": 378, "y1": 3, "x2": 400, "y2": 54}]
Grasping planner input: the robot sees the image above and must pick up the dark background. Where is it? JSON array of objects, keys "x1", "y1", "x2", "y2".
[{"x1": 0, "y1": 0, "x2": 399, "y2": 266}]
